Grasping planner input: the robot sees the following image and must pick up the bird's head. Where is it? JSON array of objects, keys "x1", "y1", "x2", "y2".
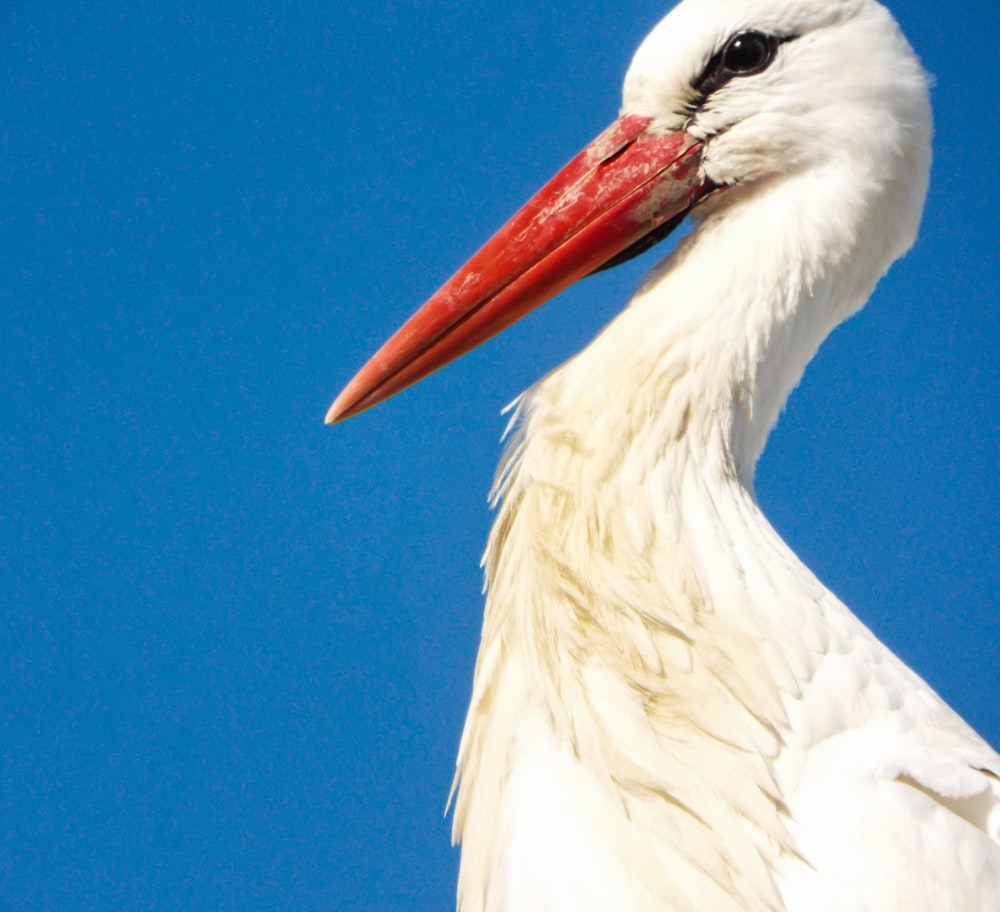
[
  {"x1": 329, "y1": 0, "x2": 930, "y2": 423},
  {"x1": 623, "y1": 0, "x2": 930, "y2": 199}
]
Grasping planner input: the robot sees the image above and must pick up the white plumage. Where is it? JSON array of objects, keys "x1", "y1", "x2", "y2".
[{"x1": 332, "y1": 1, "x2": 1000, "y2": 909}]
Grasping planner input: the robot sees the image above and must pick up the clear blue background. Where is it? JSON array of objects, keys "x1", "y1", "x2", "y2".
[{"x1": 3, "y1": 1, "x2": 997, "y2": 909}]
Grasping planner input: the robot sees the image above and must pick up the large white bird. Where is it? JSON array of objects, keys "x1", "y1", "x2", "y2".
[{"x1": 329, "y1": 0, "x2": 1000, "y2": 909}]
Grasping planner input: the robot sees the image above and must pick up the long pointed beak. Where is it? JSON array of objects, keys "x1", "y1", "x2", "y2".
[{"x1": 327, "y1": 115, "x2": 710, "y2": 423}]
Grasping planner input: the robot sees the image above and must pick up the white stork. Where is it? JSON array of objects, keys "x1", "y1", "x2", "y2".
[{"x1": 329, "y1": 0, "x2": 1000, "y2": 909}]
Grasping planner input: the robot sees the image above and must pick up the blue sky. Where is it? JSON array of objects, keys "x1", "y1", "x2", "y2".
[{"x1": 2, "y1": 1, "x2": 997, "y2": 909}]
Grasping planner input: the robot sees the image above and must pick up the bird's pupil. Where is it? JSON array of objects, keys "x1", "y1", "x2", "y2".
[{"x1": 724, "y1": 32, "x2": 770, "y2": 73}]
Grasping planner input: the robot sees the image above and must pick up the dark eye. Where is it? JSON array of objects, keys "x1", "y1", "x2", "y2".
[
  {"x1": 691, "y1": 30, "x2": 788, "y2": 103},
  {"x1": 722, "y1": 31, "x2": 774, "y2": 76}
]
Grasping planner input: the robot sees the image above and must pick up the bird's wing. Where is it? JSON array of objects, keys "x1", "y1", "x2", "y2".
[{"x1": 776, "y1": 621, "x2": 1000, "y2": 912}]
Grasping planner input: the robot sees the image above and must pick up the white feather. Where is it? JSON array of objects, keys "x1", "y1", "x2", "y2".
[{"x1": 449, "y1": 1, "x2": 1000, "y2": 910}]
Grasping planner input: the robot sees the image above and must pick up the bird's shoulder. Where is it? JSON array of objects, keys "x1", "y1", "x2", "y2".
[{"x1": 775, "y1": 620, "x2": 1000, "y2": 911}]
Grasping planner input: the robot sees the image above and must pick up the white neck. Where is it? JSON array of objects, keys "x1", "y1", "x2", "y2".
[{"x1": 450, "y1": 161, "x2": 921, "y2": 912}]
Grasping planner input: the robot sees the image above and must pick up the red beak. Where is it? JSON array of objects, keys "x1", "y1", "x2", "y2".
[{"x1": 327, "y1": 115, "x2": 711, "y2": 423}]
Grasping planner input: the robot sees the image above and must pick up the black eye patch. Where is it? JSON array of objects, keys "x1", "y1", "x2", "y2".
[{"x1": 691, "y1": 31, "x2": 794, "y2": 104}]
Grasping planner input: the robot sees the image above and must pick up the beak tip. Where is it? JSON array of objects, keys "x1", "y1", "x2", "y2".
[
  {"x1": 327, "y1": 371, "x2": 378, "y2": 423},
  {"x1": 325, "y1": 393, "x2": 351, "y2": 425}
]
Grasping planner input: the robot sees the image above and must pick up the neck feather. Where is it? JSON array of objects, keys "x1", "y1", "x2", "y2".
[{"x1": 451, "y1": 162, "x2": 919, "y2": 912}]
